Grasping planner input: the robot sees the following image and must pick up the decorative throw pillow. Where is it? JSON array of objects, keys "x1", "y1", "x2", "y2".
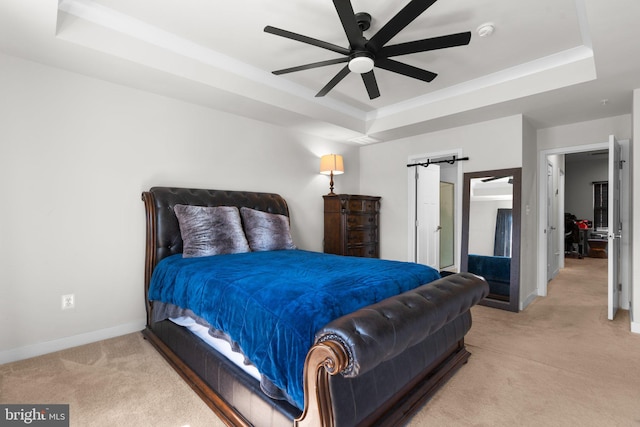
[
  {"x1": 174, "y1": 205, "x2": 250, "y2": 257},
  {"x1": 240, "y1": 207, "x2": 296, "y2": 252}
]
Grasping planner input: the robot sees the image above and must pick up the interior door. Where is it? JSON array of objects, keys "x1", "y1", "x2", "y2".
[
  {"x1": 416, "y1": 164, "x2": 440, "y2": 268},
  {"x1": 546, "y1": 162, "x2": 555, "y2": 280},
  {"x1": 608, "y1": 135, "x2": 621, "y2": 320}
]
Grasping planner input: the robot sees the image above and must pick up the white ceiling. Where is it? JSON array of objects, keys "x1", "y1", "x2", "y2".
[{"x1": 1, "y1": 0, "x2": 639, "y2": 144}]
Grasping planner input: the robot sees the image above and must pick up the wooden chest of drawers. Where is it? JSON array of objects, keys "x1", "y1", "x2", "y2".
[{"x1": 323, "y1": 194, "x2": 381, "y2": 258}]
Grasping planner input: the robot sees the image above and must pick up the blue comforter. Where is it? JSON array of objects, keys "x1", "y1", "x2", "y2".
[{"x1": 149, "y1": 249, "x2": 440, "y2": 409}]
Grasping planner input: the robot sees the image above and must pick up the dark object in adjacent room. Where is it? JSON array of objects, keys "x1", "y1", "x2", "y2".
[{"x1": 565, "y1": 213, "x2": 582, "y2": 259}]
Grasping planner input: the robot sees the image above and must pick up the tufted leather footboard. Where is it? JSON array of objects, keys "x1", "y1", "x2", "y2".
[{"x1": 296, "y1": 272, "x2": 488, "y2": 427}]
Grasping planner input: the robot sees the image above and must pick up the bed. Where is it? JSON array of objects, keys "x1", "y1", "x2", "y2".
[
  {"x1": 467, "y1": 254, "x2": 511, "y2": 299},
  {"x1": 142, "y1": 186, "x2": 489, "y2": 427}
]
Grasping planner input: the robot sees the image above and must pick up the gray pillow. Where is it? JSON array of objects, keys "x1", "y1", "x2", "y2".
[
  {"x1": 174, "y1": 205, "x2": 250, "y2": 258},
  {"x1": 240, "y1": 207, "x2": 296, "y2": 252}
]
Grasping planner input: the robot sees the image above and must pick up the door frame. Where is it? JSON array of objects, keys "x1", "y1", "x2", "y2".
[
  {"x1": 538, "y1": 142, "x2": 606, "y2": 296},
  {"x1": 408, "y1": 148, "x2": 463, "y2": 268},
  {"x1": 546, "y1": 161, "x2": 559, "y2": 280},
  {"x1": 537, "y1": 140, "x2": 631, "y2": 314},
  {"x1": 558, "y1": 168, "x2": 565, "y2": 271}
]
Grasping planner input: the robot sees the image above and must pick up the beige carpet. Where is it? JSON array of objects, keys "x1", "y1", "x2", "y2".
[
  {"x1": 410, "y1": 257, "x2": 640, "y2": 427},
  {"x1": 2, "y1": 257, "x2": 639, "y2": 426}
]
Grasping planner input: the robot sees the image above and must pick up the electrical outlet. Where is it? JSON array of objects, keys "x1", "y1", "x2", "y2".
[{"x1": 62, "y1": 294, "x2": 75, "y2": 310}]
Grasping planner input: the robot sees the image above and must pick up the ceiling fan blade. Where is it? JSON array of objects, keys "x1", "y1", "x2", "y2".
[
  {"x1": 264, "y1": 26, "x2": 350, "y2": 56},
  {"x1": 361, "y1": 71, "x2": 380, "y2": 99},
  {"x1": 375, "y1": 58, "x2": 437, "y2": 82},
  {"x1": 333, "y1": 0, "x2": 365, "y2": 49},
  {"x1": 273, "y1": 57, "x2": 349, "y2": 75},
  {"x1": 380, "y1": 31, "x2": 471, "y2": 57},
  {"x1": 316, "y1": 65, "x2": 351, "y2": 97},
  {"x1": 482, "y1": 176, "x2": 511, "y2": 182},
  {"x1": 367, "y1": 0, "x2": 438, "y2": 52}
]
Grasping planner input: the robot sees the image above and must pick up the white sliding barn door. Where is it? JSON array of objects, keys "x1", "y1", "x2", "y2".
[{"x1": 416, "y1": 164, "x2": 440, "y2": 269}]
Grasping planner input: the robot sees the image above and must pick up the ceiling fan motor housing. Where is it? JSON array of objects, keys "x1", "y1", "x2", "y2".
[
  {"x1": 349, "y1": 12, "x2": 374, "y2": 73},
  {"x1": 355, "y1": 12, "x2": 372, "y2": 31}
]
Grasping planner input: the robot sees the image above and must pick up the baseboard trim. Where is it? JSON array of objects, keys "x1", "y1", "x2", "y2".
[
  {"x1": 519, "y1": 290, "x2": 538, "y2": 311},
  {"x1": 0, "y1": 320, "x2": 145, "y2": 365},
  {"x1": 631, "y1": 321, "x2": 640, "y2": 335}
]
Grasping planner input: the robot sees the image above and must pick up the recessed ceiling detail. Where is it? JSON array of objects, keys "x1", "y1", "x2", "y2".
[{"x1": 2, "y1": 0, "x2": 614, "y2": 142}]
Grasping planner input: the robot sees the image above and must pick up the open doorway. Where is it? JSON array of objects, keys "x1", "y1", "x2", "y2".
[
  {"x1": 538, "y1": 138, "x2": 631, "y2": 322},
  {"x1": 564, "y1": 150, "x2": 609, "y2": 260}
]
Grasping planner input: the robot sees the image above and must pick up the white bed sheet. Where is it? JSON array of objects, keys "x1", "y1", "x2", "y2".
[{"x1": 169, "y1": 316, "x2": 261, "y2": 381}]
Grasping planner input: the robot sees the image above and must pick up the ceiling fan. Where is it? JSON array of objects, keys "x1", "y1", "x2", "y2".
[
  {"x1": 264, "y1": 0, "x2": 471, "y2": 100},
  {"x1": 482, "y1": 176, "x2": 514, "y2": 184}
]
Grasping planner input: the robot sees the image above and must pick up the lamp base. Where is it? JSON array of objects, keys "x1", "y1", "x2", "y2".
[{"x1": 327, "y1": 171, "x2": 336, "y2": 195}]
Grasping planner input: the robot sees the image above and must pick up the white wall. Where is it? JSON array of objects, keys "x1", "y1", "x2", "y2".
[
  {"x1": 537, "y1": 115, "x2": 632, "y2": 150},
  {"x1": 359, "y1": 115, "x2": 524, "y2": 262},
  {"x1": 0, "y1": 52, "x2": 361, "y2": 362},
  {"x1": 468, "y1": 199, "x2": 513, "y2": 255},
  {"x1": 520, "y1": 118, "x2": 538, "y2": 309}
]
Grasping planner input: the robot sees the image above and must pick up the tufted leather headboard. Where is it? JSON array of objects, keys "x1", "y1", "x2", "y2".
[{"x1": 141, "y1": 187, "x2": 290, "y2": 324}]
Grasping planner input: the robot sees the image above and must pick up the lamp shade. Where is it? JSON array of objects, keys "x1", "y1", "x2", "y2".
[{"x1": 320, "y1": 154, "x2": 344, "y2": 175}]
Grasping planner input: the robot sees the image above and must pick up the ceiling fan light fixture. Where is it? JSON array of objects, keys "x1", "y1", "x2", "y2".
[{"x1": 348, "y1": 55, "x2": 375, "y2": 74}]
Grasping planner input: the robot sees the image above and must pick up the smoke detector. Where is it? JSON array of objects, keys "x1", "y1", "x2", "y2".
[{"x1": 476, "y1": 23, "x2": 495, "y2": 37}]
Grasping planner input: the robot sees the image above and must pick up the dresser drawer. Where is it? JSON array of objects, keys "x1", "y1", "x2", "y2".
[
  {"x1": 346, "y1": 244, "x2": 378, "y2": 258},
  {"x1": 344, "y1": 198, "x2": 379, "y2": 213},
  {"x1": 347, "y1": 229, "x2": 378, "y2": 244},
  {"x1": 346, "y1": 213, "x2": 377, "y2": 228}
]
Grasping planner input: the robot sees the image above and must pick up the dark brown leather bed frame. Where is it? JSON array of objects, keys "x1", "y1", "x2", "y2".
[{"x1": 142, "y1": 187, "x2": 489, "y2": 427}]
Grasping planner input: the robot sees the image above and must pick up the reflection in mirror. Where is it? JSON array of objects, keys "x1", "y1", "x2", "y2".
[
  {"x1": 462, "y1": 168, "x2": 521, "y2": 312},
  {"x1": 468, "y1": 176, "x2": 513, "y2": 300},
  {"x1": 439, "y1": 182, "x2": 455, "y2": 269}
]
